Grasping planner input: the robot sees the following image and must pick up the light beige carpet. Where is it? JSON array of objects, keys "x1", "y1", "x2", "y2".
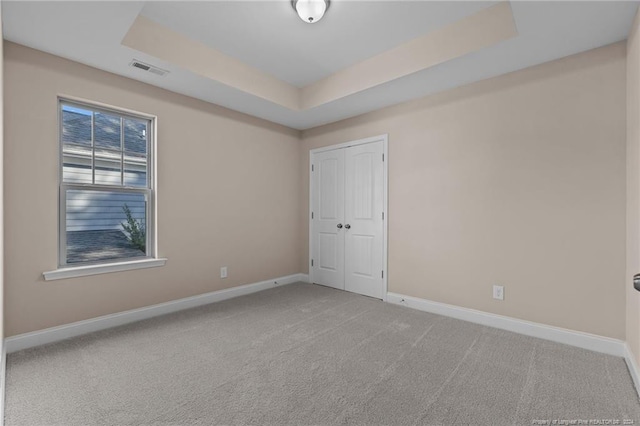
[{"x1": 5, "y1": 283, "x2": 640, "y2": 425}]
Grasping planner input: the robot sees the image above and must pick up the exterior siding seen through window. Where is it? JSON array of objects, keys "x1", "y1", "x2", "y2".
[{"x1": 59, "y1": 100, "x2": 154, "y2": 266}]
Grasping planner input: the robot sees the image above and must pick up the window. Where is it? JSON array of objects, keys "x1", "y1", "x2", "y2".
[{"x1": 58, "y1": 99, "x2": 155, "y2": 267}]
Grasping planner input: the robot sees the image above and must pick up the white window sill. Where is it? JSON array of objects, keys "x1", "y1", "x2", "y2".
[{"x1": 43, "y1": 258, "x2": 167, "y2": 281}]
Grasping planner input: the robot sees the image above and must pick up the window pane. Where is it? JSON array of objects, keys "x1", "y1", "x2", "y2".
[
  {"x1": 62, "y1": 105, "x2": 92, "y2": 146},
  {"x1": 94, "y1": 112, "x2": 121, "y2": 150},
  {"x1": 124, "y1": 152, "x2": 147, "y2": 187},
  {"x1": 60, "y1": 103, "x2": 151, "y2": 190},
  {"x1": 94, "y1": 149, "x2": 122, "y2": 186},
  {"x1": 66, "y1": 189, "x2": 147, "y2": 264},
  {"x1": 62, "y1": 144, "x2": 92, "y2": 184},
  {"x1": 124, "y1": 118, "x2": 147, "y2": 155}
]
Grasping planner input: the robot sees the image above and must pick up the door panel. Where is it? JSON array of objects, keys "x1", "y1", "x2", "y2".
[
  {"x1": 344, "y1": 141, "x2": 384, "y2": 299},
  {"x1": 319, "y1": 158, "x2": 339, "y2": 220},
  {"x1": 318, "y1": 232, "x2": 338, "y2": 271},
  {"x1": 351, "y1": 235, "x2": 374, "y2": 277},
  {"x1": 312, "y1": 150, "x2": 345, "y2": 290},
  {"x1": 353, "y1": 153, "x2": 374, "y2": 220}
]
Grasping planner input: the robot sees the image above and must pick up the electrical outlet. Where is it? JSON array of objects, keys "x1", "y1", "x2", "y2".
[
  {"x1": 493, "y1": 285, "x2": 504, "y2": 301},
  {"x1": 220, "y1": 267, "x2": 228, "y2": 279}
]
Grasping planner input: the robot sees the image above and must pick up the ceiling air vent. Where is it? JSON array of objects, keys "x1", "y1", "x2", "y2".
[{"x1": 129, "y1": 60, "x2": 169, "y2": 77}]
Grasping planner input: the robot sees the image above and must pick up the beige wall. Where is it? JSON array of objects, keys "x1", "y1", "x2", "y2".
[
  {"x1": 301, "y1": 43, "x2": 627, "y2": 340},
  {"x1": 3, "y1": 42, "x2": 302, "y2": 337},
  {"x1": 3, "y1": 39, "x2": 629, "y2": 342},
  {"x1": 628, "y1": 11, "x2": 640, "y2": 364}
]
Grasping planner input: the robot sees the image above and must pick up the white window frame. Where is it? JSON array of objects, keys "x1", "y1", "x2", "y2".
[{"x1": 44, "y1": 97, "x2": 165, "y2": 281}]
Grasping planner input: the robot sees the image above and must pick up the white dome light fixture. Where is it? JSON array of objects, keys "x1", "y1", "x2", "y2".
[{"x1": 292, "y1": 0, "x2": 330, "y2": 24}]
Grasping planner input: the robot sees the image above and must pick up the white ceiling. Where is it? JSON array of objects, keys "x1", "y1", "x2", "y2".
[
  {"x1": 140, "y1": 1, "x2": 497, "y2": 87},
  {"x1": 2, "y1": 1, "x2": 639, "y2": 130}
]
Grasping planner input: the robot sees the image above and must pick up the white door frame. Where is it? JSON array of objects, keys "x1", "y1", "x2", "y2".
[{"x1": 309, "y1": 134, "x2": 389, "y2": 301}]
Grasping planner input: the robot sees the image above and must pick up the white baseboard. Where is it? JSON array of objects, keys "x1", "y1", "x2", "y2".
[
  {"x1": 387, "y1": 292, "x2": 626, "y2": 357},
  {"x1": 298, "y1": 273, "x2": 310, "y2": 283},
  {"x1": 5, "y1": 273, "x2": 309, "y2": 354}
]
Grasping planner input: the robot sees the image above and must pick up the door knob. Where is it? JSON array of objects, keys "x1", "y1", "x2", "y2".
[
  {"x1": 345, "y1": 224, "x2": 351, "y2": 229},
  {"x1": 337, "y1": 223, "x2": 343, "y2": 229}
]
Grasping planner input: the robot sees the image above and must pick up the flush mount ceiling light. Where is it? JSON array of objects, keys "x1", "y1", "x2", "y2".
[{"x1": 292, "y1": 0, "x2": 330, "y2": 24}]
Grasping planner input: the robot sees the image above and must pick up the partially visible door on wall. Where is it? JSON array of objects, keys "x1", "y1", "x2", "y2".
[
  {"x1": 312, "y1": 148, "x2": 345, "y2": 291},
  {"x1": 310, "y1": 137, "x2": 386, "y2": 300}
]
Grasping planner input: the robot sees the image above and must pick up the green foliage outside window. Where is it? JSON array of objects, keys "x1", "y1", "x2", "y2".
[{"x1": 121, "y1": 204, "x2": 146, "y2": 252}]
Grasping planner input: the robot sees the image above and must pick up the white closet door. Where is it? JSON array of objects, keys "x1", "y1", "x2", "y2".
[
  {"x1": 344, "y1": 141, "x2": 384, "y2": 299},
  {"x1": 311, "y1": 149, "x2": 345, "y2": 290}
]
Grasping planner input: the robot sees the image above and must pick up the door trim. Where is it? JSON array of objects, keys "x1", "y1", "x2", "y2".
[{"x1": 309, "y1": 134, "x2": 389, "y2": 301}]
